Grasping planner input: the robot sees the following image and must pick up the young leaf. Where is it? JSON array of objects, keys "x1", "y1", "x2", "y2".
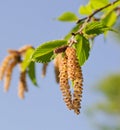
[
  {"x1": 90, "y1": 0, "x2": 109, "y2": 10},
  {"x1": 21, "y1": 48, "x2": 34, "y2": 71},
  {"x1": 75, "y1": 34, "x2": 90, "y2": 66},
  {"x1": 102, "y1": 12, "x2": 117, "y2": 27},
  {"x1": 79, "y1": 0, "x2": 109, "y2": 15},
  {"x1": 57, "y1": 12, "x2": 78, "y2": 22},
  {"x1": 31, "y1": 40, "x2": 67, "y2": 63},
  {"x1": 84, "y1": 21, "x2": 113, "y2": 35},
  {"x1": 79, "y1": 2, "x2": 93, "y2": 15},
  {"x1": 28, "y1": 62, "x2": 38, "y2": 86}
]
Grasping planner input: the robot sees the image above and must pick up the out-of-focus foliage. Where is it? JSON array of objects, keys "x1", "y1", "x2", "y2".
[
  {"x1": 87, "y1": 74, "x2": 120, "y2": 130},
  {"x1": 97, "y1": 74, "x2": 120, "y2": 114}
]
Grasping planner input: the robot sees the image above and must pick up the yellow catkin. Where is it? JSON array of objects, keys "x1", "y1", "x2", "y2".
[
  {"x1": 54, "y1": 54, "x2": 62, "y2": 83},
  {"x1": 41, "y1": 63, "x2": 48, "y2": 78},
  {"x1": 0, "y1": 54, "x2": 17, "y2": 80},
  {"x1": 18, "y1": 70, "x2": 28, "y2": 99},
  {"x1": 59, "y1": 54, "x2": 73, "y2": 110},
  {"x1": 65, "y1": 47, "x2": 77, "y2": 81},
  {"x1": 4, "y1": 60, "x2": 18, "y2": 92}
]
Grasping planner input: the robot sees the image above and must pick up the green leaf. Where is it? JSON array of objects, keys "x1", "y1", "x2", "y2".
[
  {"x1": 84, "y1": 21, "x2": 113, "y2": 35},
  {"x1": 31, "y1": 40, "x2": 67, "y2": 63},
  {"x1": 79, "y1": 0, "x2": 109, "y2": 15},
  {"x1": 102, "y1": 12, "x2": 117, "y2": 27},
  {"x1": 106, "y1": 1, "x2": 120, "y2": 13},
  {"x1": 28, "y1": 62, "x2": 38, "y2": 86},
  {"x1": 21, "y1": 48, "x2": 34, "y2": 71},
  {"x1": 75, "y1": 34, "x2": 90, "y2": 66},
  {"x1": 90, "y1": 0, "x2": 109, "y2": 10},
  {"x1": 33, "y1": 51, "x2": 53, "y2": 63},
  {"x1": 57, "y1": 12, "x2": 78, "y2": 22},
  {"x1": 79, "y1": 2, "x2": 93, "y2": 15}
]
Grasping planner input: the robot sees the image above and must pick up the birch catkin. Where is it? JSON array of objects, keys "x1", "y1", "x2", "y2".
[
  {"x1": 65, "y1": 47, "x2": 83, "y2": 115},
  {"x1": 41, "y1": 63, "x2": 48, "y2": 78},
  {"x1": 0, "y1": 55, "x2": 15, "y2": 80},
  {"x1": 59, "y1": 54, "x2": 73, "y2": 110},
  {"x1": 18, "y1": 70, "x2": 28, "y2": 99},
  {"x1": 4, "y1": 60, "x2": 18, "y2": 92},
  {"x1": 54, "y1": 54, "x2": 62, "y2": 83}
]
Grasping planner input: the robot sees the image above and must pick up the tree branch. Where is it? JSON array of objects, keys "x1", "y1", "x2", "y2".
[{"x1": 77, "y1": 0, "x2": 120, "y2": 24}]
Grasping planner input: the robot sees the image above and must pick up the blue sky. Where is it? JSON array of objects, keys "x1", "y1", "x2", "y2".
[{"x1": 0, "y1": 0, "x2": 120, "y2": 130}]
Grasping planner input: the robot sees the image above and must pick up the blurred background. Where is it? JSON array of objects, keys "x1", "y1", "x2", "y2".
[{"x1": 0, "y1": 0, "x2": 120, "y2": 130}]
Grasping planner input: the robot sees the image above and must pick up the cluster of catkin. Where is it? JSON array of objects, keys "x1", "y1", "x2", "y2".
[
  {"x1": 0, "y1": 45, "x2": 32, "y2": 99},
  {"x1": 54, "y1": 47, "x2": 83, "y2": 115}
]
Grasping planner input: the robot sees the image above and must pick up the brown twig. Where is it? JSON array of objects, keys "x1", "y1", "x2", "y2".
[{"x1": 77, "y1": 0, "x2": 120, "y2": 24}]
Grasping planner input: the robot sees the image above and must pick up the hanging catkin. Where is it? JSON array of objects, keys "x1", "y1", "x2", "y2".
[
  {"x1": 18, "y1": 70, "x2": 28, "y2": 99},
  {"x1": 4, "y1": 60, "x2": 18, "y2": 92},
  {"x1": 41, "y1": 63, "x2": 48, "y2": 77},
  {"x1": 0, "y1": 54, "x2": 17, "y2": 80},
  {"x1": 65, "y1": 47, "x2": 83, "y2": 115},
  {"x1": 54, "y1": 54, "x2": 62, "y2": 83},
  {"x1": 59, "y1": 54, "x2": 73, "y2": 110}
]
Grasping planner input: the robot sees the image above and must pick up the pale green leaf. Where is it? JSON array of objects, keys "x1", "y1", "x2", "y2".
[
  {"x1": 90, "y1": 0, "x2": 109, "y2": 10},
  {"x1": 28, "y1": 62, "x2": 38, "y2": 86},
  {"x1": 57, "y1": 12, "x2": 78, "y2": 22},
  {"x1": 21, "y1": 48, "x2": 34, "y2": 71},
  {"x1": 102, "y1": 12, "x2": 117, "y2": 27},
  {"x1": 79, "y1": 0, "x2": 109, "y2": 15},
  {"x1": 79, "y1": 2, "x2": 93, "y2": 15},
  {"x1": 75, "y1": 34, "x2": 90, "y2": 66},
  {"x1": 106, "y1": 1, "x2": 120, "y2": 12},
  {"x1": 31, "y1": 40, "x2": 67, "y2": 63}
]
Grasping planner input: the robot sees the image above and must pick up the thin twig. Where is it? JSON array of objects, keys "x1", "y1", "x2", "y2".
[{"x1": 77, "y1": 0, "x2": 120, "y2": 24}]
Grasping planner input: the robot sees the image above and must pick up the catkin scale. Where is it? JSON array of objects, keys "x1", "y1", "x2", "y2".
[
  {"x1": 59, "y1": 54, "x2": 73, "y2": 110},
  {"x1": 4, "y1": 60, "x2": 18, "y2": 92}
]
